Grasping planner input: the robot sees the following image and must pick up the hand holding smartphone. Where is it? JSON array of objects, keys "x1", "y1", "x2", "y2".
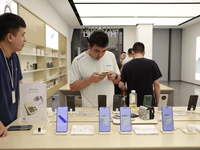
[{"x1": 99, "y1": 71, "x2": 109, "y2": 76}]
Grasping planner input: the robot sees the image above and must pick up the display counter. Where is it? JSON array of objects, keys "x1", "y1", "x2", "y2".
[
  {"x1": 1, "y1": 120, "x2": 200, "y2": 150},
  {"x1": 1, "y1": 107, "x2": 200, "y2": 150},
  {"x1": 59, "y1": 84, "x2": 174, "y2": 107}
]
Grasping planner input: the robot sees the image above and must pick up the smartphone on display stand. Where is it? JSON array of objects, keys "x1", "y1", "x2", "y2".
[
  {"x1": 143, "y1": 95, "x2": 152, "y2": 106},
  {"x1": 158, "y1": 94, "x2": 168, "y2": 112},
  {"x1": 113, "y1": 95, "x2": 122, "y2": 111},
  {"x1": 161, "y1": 106, "x2": 174, "y2": 132},
  {"x1": 66, "y1": 95, "x2": 75, "y2": 112},
  {"x1": 98, "y1": 95, "x2": 107, "y2": 111},
  {"x1": 51, "y1": 95, "x2": 60, "y2": 112},
  {"x1": 187, "y1": 95, "x2": 198, "y2": 111},
  {"x1": 8, "y1": 125, "x2": 33, "y2": 131},
  {"x1": 56, "y1": 107, "x2": 68, "y2": 134},
  {"x1": 120, "y1": 107, "x2": 132, "y2": 134},
  {"x1": 99, "y1": 107, "x2": 111, "y2": 134}
]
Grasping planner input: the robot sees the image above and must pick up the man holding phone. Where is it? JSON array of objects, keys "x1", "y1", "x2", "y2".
[
  {"x1": 70, "y1": 31, "x2": 121, "y2": 107},
  {"x1": 0, "y1": 13, "x2": 26, "y2": 137}
]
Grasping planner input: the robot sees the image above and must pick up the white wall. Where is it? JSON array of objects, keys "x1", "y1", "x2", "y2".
[
  {"x1": 136, "y1": 24, "x2": 153, "y2": 59},
  {"x1": 170, "y1": 29, "x2": 182, "y2": 81},
  {"x1": 16, "y1": 0, "x2": 73, "y2": 82},
  {"x1": 182, "y1": 22, "x2": 200, "y2": 85},
  {"x1": 153, "y1": 29, "x2": 169, "y2": 81},
  {"x1": 123, "y1": 25, "x2": 153, "y2": 59},
  {"x1": 123, "y1": 26, "x2": 136, "y2": 53}
]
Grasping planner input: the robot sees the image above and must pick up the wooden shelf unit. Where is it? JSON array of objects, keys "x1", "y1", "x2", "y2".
[{"x1": 18, "y1": 5, "x2": 67, "y2": 98}]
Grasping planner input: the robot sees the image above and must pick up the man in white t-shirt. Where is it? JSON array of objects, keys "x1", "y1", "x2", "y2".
[{"x1": 70, "y1": 31, "x2": 121, "y2": 107}]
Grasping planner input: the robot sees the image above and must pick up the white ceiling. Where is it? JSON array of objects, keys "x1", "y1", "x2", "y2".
[{"x1": 47, "y1": 0, "x2": 200, "y2": 28}]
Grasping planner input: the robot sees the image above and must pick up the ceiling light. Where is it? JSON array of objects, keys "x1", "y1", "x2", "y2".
[
  {"x1": 75, "y1": 4, "x2": 200, "y2": 17},
  {"x1": 81, "y1": 18, "x2": 191, "y2": 26}
]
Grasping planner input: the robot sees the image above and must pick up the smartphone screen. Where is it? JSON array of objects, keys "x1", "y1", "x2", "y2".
[
  {"x1": 51, "y1": 95, "x2": 60, "y2": 112},
  {"x1": 158, "y1": 94, "x2": 168, "y2": 111},
  {"x1": 113, "y1": 94, "x2": 122, "y2": 111},
  {"x1": 66, "y1": 95, "x2": 75, "y2": 111},
  {"x1": 98, "y1": 95, "x2": 107, "y2": 111},
  {"x1": 8, "y1": 125, "x2": 33, "y2": 131},
  {"x1": 56, "y1": 107, "x2": 68, "y2": 133},
  {"x1": 187, "y1": 95, "x2": 198, "y2": 111},
  {"x1": 143, "y1": 95, "x2": 152, "y2": 106},
  {"x1": 161, "y1": 106, "x2": 174, "y2": 131},
  {"x1": 99, "y1": 107, "x2": 110, "y2": 132},
  {"x1": 120, "y1": 107, "x2": 132, "y2": 132}
]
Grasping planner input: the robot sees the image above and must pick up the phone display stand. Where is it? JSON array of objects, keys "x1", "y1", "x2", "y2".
[
  {"x1": 56, "y1": 131, "x2": 68, "y2": 135},
  {"x1": 76, "y1": 111, "x2": 94, "y2": 117},
  {"x1": 69, "y1": 109, "x2": 75, "y2": 116},
  {"x1": 182, "y1": 129, "x2": 197, "y2": 134},
  {"x1": 98, "y1": 131, "x2": 111, "y2": 135},
  {"x1": 160, "y1": 129, "x2": 174, "y2": 134},
  {"x1": 119, "y1": 131, "x2": 132, "y2": 135},
  {"x1": 113, "y1": 108, "x2": 120, "y2": 115},
  {"x1": 187, "y1": 110, "x2": 195, "y2": 113},
  {"x1": 157, "y1": 110, "x2": 161, "y2": 114},
  {"x1": 33, "y1": 129, "x2": 46, "y2": 135},
  {"x1": 48, "y1": 109, "x2": 57, "y2": 116}
]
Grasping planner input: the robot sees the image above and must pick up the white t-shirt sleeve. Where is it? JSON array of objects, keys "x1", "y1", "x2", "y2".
[{"x1": 69, "y1": 60, "x2": 81, "y2": 84}]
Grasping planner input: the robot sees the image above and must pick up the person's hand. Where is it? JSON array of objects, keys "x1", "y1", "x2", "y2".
[
  {"x1": 90, "y1": 72, "x2": 106, "y2": 83},
  {"x1": 0, "y1": 121, "x2": 7, "y2": 138},
  {"x1": 106, "y1": 71, "x2": 116, "y2": 81}
]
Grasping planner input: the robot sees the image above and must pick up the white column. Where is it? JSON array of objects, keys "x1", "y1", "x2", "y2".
[{"x1": 135, "y1": 24, "x2": 153, "y2": 59}]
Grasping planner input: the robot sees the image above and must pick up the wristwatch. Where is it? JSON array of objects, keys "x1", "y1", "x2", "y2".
[{"x1": 115, "y1": 73, "x2": 118, "y2": 80}]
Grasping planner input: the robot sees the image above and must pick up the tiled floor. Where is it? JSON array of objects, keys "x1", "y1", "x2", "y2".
[{"x1": 160, "y1": 81, "x2": 200, "y2": 106}]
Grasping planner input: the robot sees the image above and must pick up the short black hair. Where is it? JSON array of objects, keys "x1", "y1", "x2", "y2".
[
  {"x1": 89, "y1": 30, "x2": 109, "y2": 48},
  {"x1": 132, "y1": 42, "x2": 145, "y2": 53},
  {"x1": 127, "y1": 48, "x2": 133, "y2": 55},
  {"x1": 121, "y1": 51, "x2": 126, "y2": 54},
  {"x1": 0, "y1": 13, "x2": 26, "y2": 41}
]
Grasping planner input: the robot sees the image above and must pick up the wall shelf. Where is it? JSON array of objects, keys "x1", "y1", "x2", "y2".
[{"x1": 18, "y1": 5, "x2": 67, "y2": 98}]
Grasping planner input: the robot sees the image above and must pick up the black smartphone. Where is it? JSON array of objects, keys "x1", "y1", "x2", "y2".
[
  {"x1": 56, "y1": 107, "x2": 68, "y2": 133},
  {"x1": 98, "y1": 95, "x2": 107, "y2": 111},
  {"x1": 113, "y1": 94, "x2": 122, "y2": 111},
  {"x1": 66, "y1": 95, "x2": 75, "y2": 111},
  {"x1": 187, "y1": 95, "x2": 198, "y2": 111},
  {"x1": 8, "y1": 125, "x2": 33, "y2": 131}
]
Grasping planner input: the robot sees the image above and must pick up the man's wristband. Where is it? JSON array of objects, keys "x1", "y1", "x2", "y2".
[{"x1": 115, "y1": 73, "x2": 118, "y2": 80}]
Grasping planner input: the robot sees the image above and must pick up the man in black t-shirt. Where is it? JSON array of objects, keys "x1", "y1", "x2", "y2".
[{"x1": 119, "y1": 42, "x2": 162, "y2": 107}]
